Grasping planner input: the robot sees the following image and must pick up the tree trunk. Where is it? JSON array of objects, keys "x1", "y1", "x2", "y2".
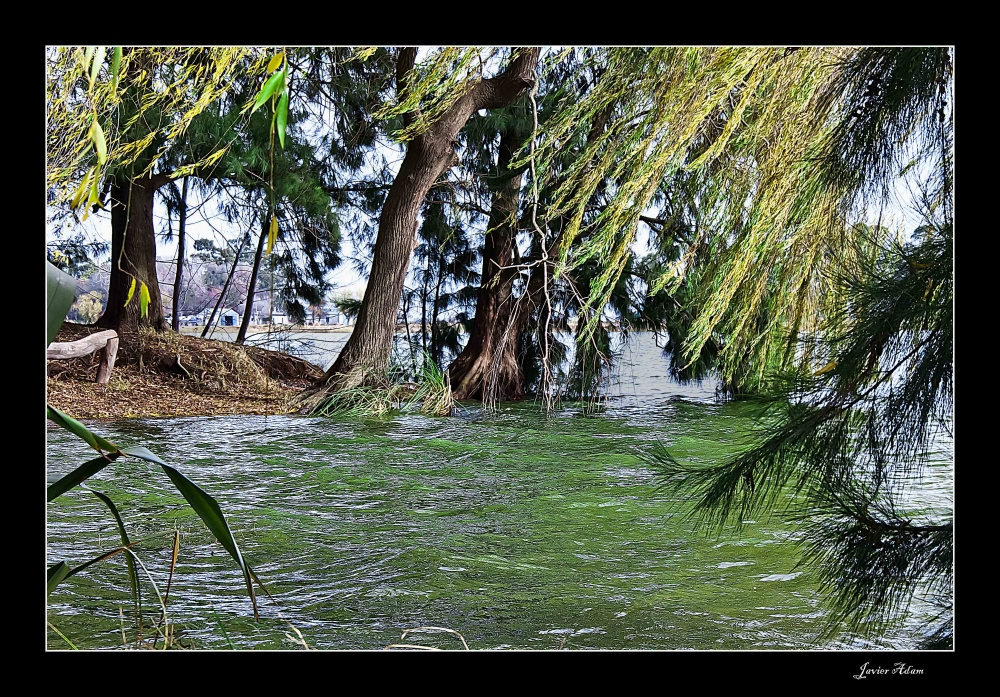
[
  {"x1": 297, "y1": 47, "x2": 540, "y2": 407},
  {"x1": 449, "y1": 101, "x2": 617, "y2": 403},
  {"x1": 98, "y1": 176, "x2": 168, "y2": 332},
  {"x1": 236, "y1": 214, "x2": 269, "y2": 345},
  {"x1": 420, "y1": 258, "x2": 430, "y2": 358},
  {"x1": 328, "y1": 140, "x2": 445, "y2": 387},
  {"x1": 401, "y1": 288, "x2": 416, "y2": 374},
  {"x1": 431, "y1": 247, "x2": 446, "y2": 367},
  {"x1": 448, "y1": 125, "x2": 527, "y2": 402},
  {"x1": 170, "y1": 176, "x2": 188, "y2": 333}
]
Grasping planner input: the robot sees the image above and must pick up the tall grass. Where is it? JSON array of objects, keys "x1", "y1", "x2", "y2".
[{"x1": 309, "y1": 352, "x2": 453, "y2": 417}]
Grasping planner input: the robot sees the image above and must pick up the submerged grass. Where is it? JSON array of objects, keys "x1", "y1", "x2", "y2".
[
  {"x1": 309, "y1": 383, "x2": 407, "y2": 417},
  {"x1": 385, "y1": 626, "x2": 470, "y2": 650},
  {"x1": 309, "y1": 353, "x2": 454, "y2": 418}
]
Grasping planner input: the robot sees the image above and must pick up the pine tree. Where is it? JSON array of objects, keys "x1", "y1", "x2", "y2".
[{"x1": 649, "y1": 47, "x2": 954, "y2": 647}]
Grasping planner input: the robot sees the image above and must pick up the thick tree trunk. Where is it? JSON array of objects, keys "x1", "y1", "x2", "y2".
[
  {"x1": 297, "y1": 47, "x2": 539, "y2": 407},
  {"x1": 448, "y1": 126, "x2": 527, "y2": 402},
  {"x1": 98, "y1": 176, "x2": 168, "y2": 332},
  {"x1": 170, "y1": 177, "x2": 188, "y2": 333},
  {"x1": 323, "y1": 138, "x2": 447, "y2": 386},
  {"x1": 236, "y1": 214, "x2": 269, "y2": 345},
  {"x1": 450, "y1": 100, "x2": 617, "y2": 403}
]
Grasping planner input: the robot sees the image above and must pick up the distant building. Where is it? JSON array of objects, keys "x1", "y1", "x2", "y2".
[
  {"x1": 270, "y1": 312, "x2": 288, "y2": 325},
  {"x1": 218, "y1": 308, "x2": 240, "y2": 327}
]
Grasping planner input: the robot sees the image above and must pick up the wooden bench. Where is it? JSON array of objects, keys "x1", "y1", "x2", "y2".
[{"x1": 47, "y1": 330, "x2": 119, "y2": 384}]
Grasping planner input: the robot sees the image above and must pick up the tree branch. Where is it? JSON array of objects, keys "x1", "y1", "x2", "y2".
[
  {"x1": 640, "y1": 215, "x2": 694, "y2": 246},
  {"x1": 474, "y1": 48, "x2": 541, "y2": 111},
  {"x1": 321, "y1": 182, "x2": 393, "y2": 196},
  {"x1": 149, "y1": 172, "x2": 175, "y2": 191},
  {"x1": 397, "y1": 47, "x2": 419, "y2": 131}
]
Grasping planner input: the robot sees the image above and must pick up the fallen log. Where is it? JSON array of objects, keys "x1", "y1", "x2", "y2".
[
  {"x1": 95, "y1": 337, "x2": 119, "y2": 384},
  {"x1": 47, "y1": 330, "x2": 119, "y2": 384}
]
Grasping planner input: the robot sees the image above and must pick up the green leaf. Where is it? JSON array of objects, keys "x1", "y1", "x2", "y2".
[
  {"x1": 46, "y1": 261, "x2": 77, "y2": 346},
  {"x1": 266, "y1": 216, "x2": 278, "y2": 255},
  {"x1": 159, "y1": 464, "x2": 259, "y2": 619},
  {"x1": 46, "y1": 441, "x2": 167, "y2": 501},
  {"x1": 90, "y1": 489, "x2": 141, "y2": 617},
  {"x1": 814, "y1": 360, "x2": 838, "y2": 376},
  {"x1": 48, "y1": 446, "x2": 166, "y2": 503},
  {"x1": 139, "y1": 281, "x2": 150, "y2": 318},
  {"x1": 92, "y1": 118, "x2": 107, "y2": 165},
  {"x1": 83, "y1": 47, "x2": 95, "y2": 72},
  {"x1": 120, "y1": 445, "x2": 167, "y2": 466},
  {"x1": 89, "y1": 46, "x2": 105, "y2": 90},
  {"x1": 276, "y1": 91, "x2": 288, "y2": 149},
  {"x1": 111, "y1": 47, "x2": 122, "y2": 91},
  {"x1": 124, "y1": 277, "x2": 137, "y2": 307},
  {"x1": 88, "y1": 170, "x2": 102, "y2": 209},
  {"x1": 70, "y1": 167, "x2": 94, "y2": 210},
  {"x1": 252, "y1": 69, "x2": 284, "y2": 114},
  {"x1": 47, "y1": 545, "x2": 139, "y2": 595},
  {"x1": 47, "y1": 562, "x2": 71, "y2": 595},
  {"x1": 47, "y1": 406, "x2": 119, "y2": 454},
  {"x1": 47, "y1": 452, "x2": 120, "y2": 502}
]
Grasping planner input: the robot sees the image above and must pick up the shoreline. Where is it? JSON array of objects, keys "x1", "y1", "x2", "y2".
[
  {"x1": 178, "y1": 325, "x2": 355, "y2": 336},
  {"x1": 47, "y1": 324, "x2": 325, "y2": 420}
]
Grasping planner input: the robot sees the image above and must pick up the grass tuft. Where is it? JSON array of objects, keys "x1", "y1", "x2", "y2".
[{"x1": 308, "y1": 353, "x2": 453, "y2": 418}]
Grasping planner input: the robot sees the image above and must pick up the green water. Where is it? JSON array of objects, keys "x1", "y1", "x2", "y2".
[{"x1": 45, "y1": 394, "x2": 952, "y2": 651}]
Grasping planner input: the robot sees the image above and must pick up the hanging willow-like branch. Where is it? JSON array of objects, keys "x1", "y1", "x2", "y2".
[{"x1": 520, "y1": 47, "x2": 952, "y2": 392}]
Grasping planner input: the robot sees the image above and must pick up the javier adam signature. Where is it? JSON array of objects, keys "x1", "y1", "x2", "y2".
[{"x1": 854, "y1": 662, "x2": 924, "y2": 679}]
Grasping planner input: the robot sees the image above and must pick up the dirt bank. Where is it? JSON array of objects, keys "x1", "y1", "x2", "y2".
[{"x1": 46, "y1": 323, "x2": 324, "y2": 420}]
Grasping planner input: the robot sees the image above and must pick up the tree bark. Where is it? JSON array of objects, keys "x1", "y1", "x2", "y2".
[
  {"x1": 448, "y1": 125, "x2": 527, "y2": 402},
  {"x1": 236, "y1": 214, "x2": 269, "y2": 345},
  {"x1": 170, "y1": 177, "x2": 188, "y2": 333},
  {"x1": 98, "y1": 176, "x2": 169, "y2": 332},
  {"x1": 430, "y1": 245, "x2": 446, "y2": 367},
  {"x1": 298, "y1": 47, "x2": 540, "y2": 404}
]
